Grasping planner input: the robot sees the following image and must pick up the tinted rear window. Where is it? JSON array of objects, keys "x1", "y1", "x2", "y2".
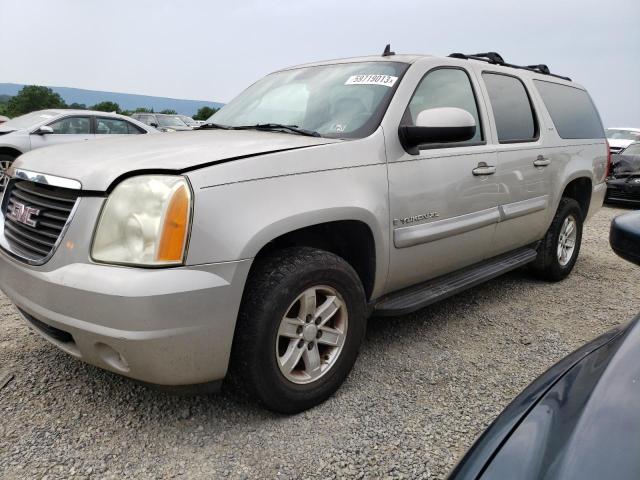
[
  {"x1": 482, "y1": 73, "x2": 537, "y2": 143},
  {"x1": 533, "y1": 80, "x2": 604, "y2": 139}
]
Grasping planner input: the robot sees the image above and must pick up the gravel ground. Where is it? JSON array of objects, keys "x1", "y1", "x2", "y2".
[{"x1": 1, "y1": 205, "x2": 639, "y2": 479}]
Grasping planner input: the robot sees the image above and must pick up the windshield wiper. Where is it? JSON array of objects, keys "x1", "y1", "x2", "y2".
[
  {"x1": 196, "y1": 123, "x2": 233, "y2": 130},
  {"x1": 234, "y1": 124, "x2": 321, "y2": 137}
]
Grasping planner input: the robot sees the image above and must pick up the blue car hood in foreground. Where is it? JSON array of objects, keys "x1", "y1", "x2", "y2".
[{"x1": 450, "y1": 315, "x2": 640, "y2": 480}]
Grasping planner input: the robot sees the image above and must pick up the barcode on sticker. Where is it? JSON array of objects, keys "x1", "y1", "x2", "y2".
[{"x1": 345, "y1": 74, "x2": 398, "y2": 87}]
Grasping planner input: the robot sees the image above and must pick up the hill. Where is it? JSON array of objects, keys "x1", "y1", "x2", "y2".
[{"x1": 0, "y1": 83, "x2": 223, "y2": 116}]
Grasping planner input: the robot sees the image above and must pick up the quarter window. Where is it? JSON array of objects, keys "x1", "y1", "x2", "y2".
[
  {"x1": 405, "y1": 68, "x2": 483, "y2": 143},
  {"x1": 482, "y1": 73, "x2": 537, "y2": 143},
  {"x1": 49, "y1": 116, "x2": 91, "y2": 134},
  {"x1": 534, "y1": 80, "x2": 604, "y2": 139}
]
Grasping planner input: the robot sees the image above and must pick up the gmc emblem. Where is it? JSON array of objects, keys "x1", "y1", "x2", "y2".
[{"x1": 8, "y1": 201, "x2": 40, "y2": 228}]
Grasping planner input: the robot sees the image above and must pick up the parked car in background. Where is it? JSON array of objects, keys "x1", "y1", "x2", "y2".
[
  {"x1": 0, "y1": 109, "x2": 157, "y2": 191},
  {"x1": 606, "y1": 142, "x2": 640, "y2": 206},
  {"x1": 449, "y1": 211, "x2": 640, "y2": 480},
  {"x1": 0, "y1": 50, "x2": 607, "y2": 413},
  {"x1": 0, "y1": 115, "x2": 9, "y2": 125},
  {"x1": 178, "y1": 115, "x2": 199, "y2": 128},
  {"x1": 130, "y1": 113, "x2": 192, "y2": 132},
  {"x1": 606, "y1": 127, "x2": 640, "y2": 154}
]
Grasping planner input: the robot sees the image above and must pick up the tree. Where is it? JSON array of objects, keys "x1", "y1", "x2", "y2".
[
  {"x1": 193, "y1": 106, "x2": 218, "y2": 120},
  {"x1": 90, "y1": 101, "x2": 120, "y2": 113},
  {"x1": 160, "y1": 109, "x2": 177, "y2": 115},
  {"x1": 133, "y1": 107, "x2": 154, "y2": 113},
  {"x1": 6, "y1": 86, "x2": 66, "y2": 117},
  {"x1": 69, "y1": 102, "x2": 87, "y2": 110}
]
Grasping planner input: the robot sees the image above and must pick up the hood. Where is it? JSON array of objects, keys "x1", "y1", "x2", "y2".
[
  {"x1": 11, "y1": 129, "x2": 340, "y2": 191},
  {"x1": 611, "y1": 154, "x2": 640, "y2": 177},
  {"x1": 608, "y1": 139, "x2": 636, "y2": 150},
  {"x1": 475, "y1": 316, "x2": 640, "y2": 480}
]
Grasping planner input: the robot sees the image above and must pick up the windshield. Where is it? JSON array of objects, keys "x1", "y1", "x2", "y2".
[
  {"x1": 606, "y1": 129, "x2": 640, "y2": 141},
  {"x1": 0, "y1": 110, "x2": 61, "y2": 130},
  {"x1": 623, "y1": 143, "x2": 640, "y2": 155},
  {"x1": 209, "y1": 61, "x2": 409, "y2": 139},
  {"x1": 157, "y1": 115, "x2": 189, "y2": 128},
  {"x1": 179, "y1": 115, "x2": 197, "y2": 126}
]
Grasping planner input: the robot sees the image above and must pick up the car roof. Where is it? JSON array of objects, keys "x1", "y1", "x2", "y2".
[{"x1": 278, "y1": 52, "x2": 581, "y2": 88}]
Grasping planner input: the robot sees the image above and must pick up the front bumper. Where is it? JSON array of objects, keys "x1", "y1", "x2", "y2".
[
  {"x1": 606, "y1": 178, "x2": 640, "y2": 206},
  {"x1": 0, "y1": 249, "x2": 251, "y2": 385}
]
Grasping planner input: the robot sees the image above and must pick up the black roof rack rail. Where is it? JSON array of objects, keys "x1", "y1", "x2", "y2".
[{"x1": 448, "y1": 52, "x2": 571, "y2": 81}]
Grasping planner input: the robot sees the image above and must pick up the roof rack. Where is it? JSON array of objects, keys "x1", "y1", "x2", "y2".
[{"x1": 448, "y1": 52, "x2": 571, "y2": 81}]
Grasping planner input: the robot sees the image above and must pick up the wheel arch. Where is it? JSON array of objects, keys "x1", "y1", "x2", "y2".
[
  {"x1": 0, "y1": 146, "x2": 22, "y2": 158},
  {"x1": 560, "y1": 175, "x2": 592, "y2": 220}
]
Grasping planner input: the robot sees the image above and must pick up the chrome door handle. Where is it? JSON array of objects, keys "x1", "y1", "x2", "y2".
[
  {"x1": 534, "y1": 155, "x2": 551, "y2": 167},
  {"x1": 472, "y1": 162, "x2": 496, "y2": 176}
]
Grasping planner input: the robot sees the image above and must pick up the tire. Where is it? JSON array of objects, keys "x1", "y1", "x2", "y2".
[
  {"x1": 0, "y1": 154, "x2": 16, "y2": 192},
  {"x1": 231, "y1": 246, "x2": 367, "y2": 414},
  {"x1": 530, "y1": 198, "x2": 583, "y2": 282}
]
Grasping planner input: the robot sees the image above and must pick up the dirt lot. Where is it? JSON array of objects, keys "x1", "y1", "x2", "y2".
[{"x1": 1, "y1": 206, "x2": 639, "y2": 479}]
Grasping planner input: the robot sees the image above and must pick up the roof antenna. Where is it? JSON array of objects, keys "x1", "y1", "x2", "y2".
[{"x1": 382, "y1": 44, "x2": 395, "y2": 57}]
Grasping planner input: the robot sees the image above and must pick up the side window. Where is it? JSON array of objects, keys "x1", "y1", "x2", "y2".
[
  {"x1": 96, "y1": 117, "x2": 142, "y2": 135},
  {"x1": 533, "y1": 80, "x2": 605, "y2": 139},
  {"x1": 482, "y1": 73, "x2": 537, "y2": 143},
  {"x1": 405, "y1": 68, "x2": 483, "y2": 143},
  {"x1": 137, "y1": 115, "x2": 155, "y2": 126},
  {"x1": 49, "y1": 117, "x2": 91, "y2": 134}
]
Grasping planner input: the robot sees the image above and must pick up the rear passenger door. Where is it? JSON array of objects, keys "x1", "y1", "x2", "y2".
[
  {"x1": 94, "y1": 117, "x2": 145, "y2": 139},
  {"x1": 479, "y1": 72, "x2": 553, "y2": 256}
]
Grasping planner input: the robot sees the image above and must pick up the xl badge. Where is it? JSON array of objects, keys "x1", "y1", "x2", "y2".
[{"x1": 8, "y1": 201, "x2": 40, "y2": 227}]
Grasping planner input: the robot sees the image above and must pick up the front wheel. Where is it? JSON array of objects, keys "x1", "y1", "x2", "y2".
[
  {"x1": 231, "y1": 247, "x2": 367, "y2": 413},
  {"x1": 0, "y1": 154, "x2": 15, "y2": 192},
  {"x1": 530, "y1": 198, "x2": 583, "y2": 282}
]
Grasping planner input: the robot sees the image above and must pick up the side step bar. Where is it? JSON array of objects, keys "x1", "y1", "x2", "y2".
[{"x1": 374, "y1": 248, "x2": 538, "y2": 316}]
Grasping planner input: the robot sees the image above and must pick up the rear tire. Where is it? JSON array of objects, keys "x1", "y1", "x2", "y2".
[
  {"x1": 0, "y1": 154, "x2": 16, "y2": 192},
  {"x1": 231, "y1": 247, "x2": 367, "y2": 414},
  {"x1": 530, "y1": 198, "x2": 583, "y2": 282}
]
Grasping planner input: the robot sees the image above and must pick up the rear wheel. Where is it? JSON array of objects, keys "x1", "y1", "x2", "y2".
[
  {"x1": 530, "y1": 198, "x2": 583, "y2": 281},
  {"x1": 231, "y1": 247, "x2": 367, "y2": 414},
  {"x1": 0, "y1": 154, "x2": 15, "y2": 192}
]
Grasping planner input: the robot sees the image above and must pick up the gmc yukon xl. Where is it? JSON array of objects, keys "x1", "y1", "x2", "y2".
[{"x1": 0, "y1": 50, "x2": 608, "y2": 413}]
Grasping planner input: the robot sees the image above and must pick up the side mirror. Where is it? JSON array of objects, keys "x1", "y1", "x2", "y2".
[
  {"x1": 150, "y1": 122, "x2": 159, "y2": 128},
  {"x1": 34, "y1": 125, "x2": 54, "y2": 135},
  {"x1": 399, "y1": 107, "x2": 476, "y2": 155},
  {"x1": 610, "y1": 212, "x2": 640, "y2": 266}
]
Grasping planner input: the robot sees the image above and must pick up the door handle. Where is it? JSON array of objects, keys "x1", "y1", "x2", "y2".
[
  {"x1": 533, "y1": 155, "x2": 551, "y2": 167},
  {"x1": 472, "y1": 162, "x2": 496, "y2": 176}
]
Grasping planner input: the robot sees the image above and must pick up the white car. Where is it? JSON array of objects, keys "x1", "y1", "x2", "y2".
[
  {"x1": 606, "y1": 127, "x2": 640, "y2": 154},
  {"x1": 0, "y1": 109, "x2": 158, "y2": 190}
]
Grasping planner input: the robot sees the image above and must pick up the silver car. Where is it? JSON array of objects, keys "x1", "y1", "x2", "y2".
[
  {"x1": 0, "y1": 51, "x2": 607, "y2": 413},
  {"x1": 0, "y1": 109, "x2": 157, "y2": 190}
]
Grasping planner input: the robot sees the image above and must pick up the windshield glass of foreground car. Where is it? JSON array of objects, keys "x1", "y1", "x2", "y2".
[
  {"x1": 0, "y1": 110, "x2": 60, "y2": 130},
  {"x1": 209, "y1": 61, "x2": 409, "y2": 139}
]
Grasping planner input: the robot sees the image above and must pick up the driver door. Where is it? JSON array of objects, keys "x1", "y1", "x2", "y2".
[
  {"x1": 30, "y1": 115, "x2": 94, "y2": 149},
  {"x1": 386, "y1": 67, "x2": 499, "y2": 292}
]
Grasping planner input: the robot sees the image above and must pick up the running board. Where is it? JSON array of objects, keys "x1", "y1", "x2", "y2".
[{"x1": 374, "y1": 248, "x2": 538, "y2": 316}]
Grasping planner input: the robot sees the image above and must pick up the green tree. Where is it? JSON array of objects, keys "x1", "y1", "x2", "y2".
[
  {"x1": 160, "y1": 109, "x2": 177, "y2": 115},
  {"x1": 90, "y1": 101, "x2": 120, "y2": 113},
  {"x1": 69, "y1": 102, "x2": 87, "y2": 110},
  {"x1": 6, "y1": 86, "x2": 66, "y2": 117},
  {"x1": 133, "y1": 107, "x2": 154, "y2": 113},
  {"x1": 193, "y1": 106, "x2": 218, "y2": 120}
]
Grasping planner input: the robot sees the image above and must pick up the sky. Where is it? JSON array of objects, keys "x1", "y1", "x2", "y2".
[{"x1": 1, "y1": 0, "x2": 638, "y2": 126}]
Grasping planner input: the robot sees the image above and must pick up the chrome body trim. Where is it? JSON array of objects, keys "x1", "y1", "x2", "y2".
[{"x1": 12, "y1": 168, "x2": 82, "y2": 190}]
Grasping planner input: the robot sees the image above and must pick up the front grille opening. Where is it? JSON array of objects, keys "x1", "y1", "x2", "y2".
[
  {"x1": 19, "y1": 308, "x2": 75, "y2": 344},
  {"x1": 2, "y1": 179, "x2": 80, "y2": 263}
]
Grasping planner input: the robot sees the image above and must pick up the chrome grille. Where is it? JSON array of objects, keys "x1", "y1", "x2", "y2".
[{"x1": 1, "y1": 179, "x2": 80, "y2": 263}]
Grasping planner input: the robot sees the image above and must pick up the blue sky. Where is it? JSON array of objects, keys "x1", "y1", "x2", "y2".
[{"x1": 1, "y1": 0, "x2": 638, "y2": 125}]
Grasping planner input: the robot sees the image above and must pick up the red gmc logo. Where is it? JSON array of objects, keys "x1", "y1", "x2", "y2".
[{"x1": 8, "y1": 201, "x2": 40, "y2": 228}]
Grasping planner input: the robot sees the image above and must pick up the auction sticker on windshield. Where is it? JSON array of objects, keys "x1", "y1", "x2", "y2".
[{"x1": 345, "y1": 74, "x2": 398, "y2": 87}]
